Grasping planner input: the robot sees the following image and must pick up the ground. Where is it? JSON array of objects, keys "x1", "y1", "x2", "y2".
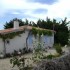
[{"x1": 0, "y1": 47, "x2": 69, "y2": 70}]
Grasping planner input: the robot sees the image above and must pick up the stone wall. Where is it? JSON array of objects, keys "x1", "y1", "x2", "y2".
[{"x1": 33, "y1": 53, "x2": 70, "y2": 70}]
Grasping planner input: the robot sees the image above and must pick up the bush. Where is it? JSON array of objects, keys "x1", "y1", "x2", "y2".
[
  {"x1": 54, "y1": 44, "x2": 62, "y2": 54},
  {"x1": 12, "y1": 50, "x2": 18, "y2": 56},
  {"x1": 6, "y1": 53, "x2": 12, "y2": 58},
  {"x1": 46, "y1": 54, "x2": 54, "y2": 59},
  {"x1": 33, "y1": 54, "x2": 70, "y2": 70},
  {"x1": 10, "y1": 56, "x2": 32, "y2": 70},
  {"x1": 68, "y1": 39, "x2": 70, "y2": 46},
  {"x1": 22, "y1": 47, "x2": 32, "y2": 54}
]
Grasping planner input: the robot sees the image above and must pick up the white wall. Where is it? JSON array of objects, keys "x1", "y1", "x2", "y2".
[
  {"x1": 27, "y1": 34, "x2": 54, "y2": 49},
  {"x1": 0, "y1": 39, "x2": 4, "y2": 54},
  {"x1": 0, "y1": 31, "x2": 54, "y2": 54},
  {"x1": 41, "y1": 35, "x2": 54, "y2": 48},
  {"x1": 6, "y1": 30, "x2": 29, "y2": 53}
]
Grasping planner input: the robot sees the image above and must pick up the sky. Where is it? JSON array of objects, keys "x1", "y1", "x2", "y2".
[{"x1": 0, "y1": 0, "x2": 70, "y2": 29}]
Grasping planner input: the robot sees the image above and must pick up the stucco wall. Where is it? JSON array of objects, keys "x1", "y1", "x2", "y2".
[
  {"x1": 42, "y1": 34, "x2": 54, "y2": 48},
  {"x1": 27, "y1": 33, "x2": 54, "y2": 49},
  {"x1": 0, "y1": 39, "x2": 4, "y2": 54},
  {"x1": 6, "y1": 30, "x2": 29, "y2": 53},
  {"x1": 0, "y1": 30, "x2": 54, "y2": 54}
]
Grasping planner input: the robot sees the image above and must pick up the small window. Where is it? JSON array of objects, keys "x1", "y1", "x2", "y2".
[{"x1": 6, "y1": 39, "x2": 10, "y2": 44}]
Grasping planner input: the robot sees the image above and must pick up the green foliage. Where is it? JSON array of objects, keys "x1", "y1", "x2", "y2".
[
  {"x1": 32, "y1": 41, "x2": 44, "y2": 62},
  {"x1": 34, "y1": 42, "x2": 42, "y2": 53},
  {"x1": 46, "y1": 54, "x2": 54, "y2": 59},
  {"x1": 0, "y1": 30, "x2": 24, "y2": 40},
  {"x1": 4, "y1": 17, "x2": 69, "y2": 45},
  {"x1": 10, "y1": 56, "x2": 32, "y2": 70},
  {"x1": 4, "y1": 18, "x2": 25, "y2": 29},
  {"x1": 36, "y1": 18, "x2": 69, "y2": 45},
  {"x1": 12, "y1": 50, "x2": 18, "y2": 56},
  {"x1": 68, "y1": 30, "x2": 70, "y2": 46},
  {"x1": 32, "y1": 28, "x2": 37, "y2": 36},
  {"x1": 54, "y1": 44, "x2": 62, "y2": 54},
  {"x1": 10, "y1": 56, "x2": 25, "y2": 70},
  {"x1": 42, "y1": 53, "x2": 61, "y2": 59},
  {"x1": 68, "y1": 40, "x2": 70, "y2": 46},
  {"x1": 32, "y1": 27, "x2": 52, "y2": 36}
]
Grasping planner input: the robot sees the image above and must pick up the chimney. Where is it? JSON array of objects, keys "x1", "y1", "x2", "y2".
[{"x1": 14, "y1": 19, "x2": 19, "y2": 29}]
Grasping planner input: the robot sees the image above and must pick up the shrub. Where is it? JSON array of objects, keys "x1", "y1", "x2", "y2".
[
  {"x1": 68, "y1": 39, "x2": 70, "y2": 46},
  {"x1": 32, "y1": 41, "x2": 44, "y2": 63},
  {"x1": 12, "y1": 50, "x2": 18, "y2": 56},
  {"x1": 54, "y1": 44, "x2": 62, "y2": 54},
  {"x1": 6, "y1": 53, "x2": 12, "y2": 58},
  {"x1": 33, "y1": 54, "x2": 70, "y2": 70},
  {"x1": 22, "y1": 47, "x2": 32, "y2": 54},
  {"x1": 46, "y1": 54, "x2": 54, "y2": 59},
  {"x1": 10, "y1": 56, "x2": 32, "y2": 70}
]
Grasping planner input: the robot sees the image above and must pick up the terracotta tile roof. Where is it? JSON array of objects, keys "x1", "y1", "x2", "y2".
[
  {"x1": 0, "y1": 25, "x2": 55, "y2": 34},
  {"x1": 0, "y1": 26, "x2": 32, "y2": 34}
]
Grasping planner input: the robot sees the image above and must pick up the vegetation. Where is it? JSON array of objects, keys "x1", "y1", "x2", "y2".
[
  {"x1": 68, "y1": 30, "x2": 70, "y2": 46},
  {"x1": 10, "y1": 39, "x2": 64, "y2": 70},
  {"x1": 10, "y1": 56, "x2": 32, "y2": 70},
  {"x1": 0, "y1": 30, "x2": 25, "y2": 40},
  {"x1": 36, "y1": 18, "x2": 69, "y2": 46},
  {"x1": 33, "y1": 54, "x2": 70, "y2": 70},
  {"x1": 46, "y1": 54, "x2": 55, "y2": 59},
  {"x1": 32, "y1": 41, "x2": 44, "y2": 62},
  {"x1": 4, "y1": 18, "x2": 29, "y2": 29},
  {"x1": 32, "y1": 27, "x2": 52, "y2": 36},
  {"x1": 54, "y1": 44, "x2": 62, "y2": 54},
  {"x1": 4, "y1": 17, "x2": 69, "y2": 46},
  {"x1": 68, "y1": 40, "x2": 70, "y2": 46}
]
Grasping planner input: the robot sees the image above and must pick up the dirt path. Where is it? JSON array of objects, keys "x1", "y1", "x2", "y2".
[
  {"x1": 0, "y1": 47, "x2": 69, "y2": 70},
  {"x1": 0, "y1": 58, "x2": 19, "y2": 70},
  {"x1": 0, "y1": 54, "x2": 33, "y2": 70}
]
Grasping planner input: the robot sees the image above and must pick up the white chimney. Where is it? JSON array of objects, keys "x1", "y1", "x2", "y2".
[{"x1": 14, "y1": 20, "x2": 19, "y2": 29}]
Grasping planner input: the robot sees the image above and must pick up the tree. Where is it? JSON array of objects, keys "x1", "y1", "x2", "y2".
[
  {"x1": 24, "y1": 19, "x2": 29, "y2": 25},
  {"x1": 36, "y1": 17, "x2": 69, "y2": 46},
  {"x1": 4, "y1": 18, "x2": 25, "y2": 29},
  {"x1": 68, "y1": 29, "x2": 70, "y2": 46},
  {"x1": 54, "y1": 18, "x2": 69, "y2": 45},
  {"x1": 4, "y1": 18, "x2": 69, "y2": 46}
]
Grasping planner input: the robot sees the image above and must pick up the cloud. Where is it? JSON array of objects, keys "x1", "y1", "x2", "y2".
[
  {"x1": 33, "y1": 9, "x2": 48, "y2": 14},
  {"x1": 28, "y1": 0, "x2": 57, "y2": 5},
  {"x1": 0, "y1": 0, "x2": 49, "y2": 10},
  {"x1": 0, "y1": 0, "x2": 70, "y2": 25},
  {"x1": 0, "y1": 0, "x2": 49, "y2": 18},
  {"x1": 25, "y1": 0, "x2": 70, "y2": 21},
  {"x1": 47, "y1": 0, "x2": 70, "y2": 19}
]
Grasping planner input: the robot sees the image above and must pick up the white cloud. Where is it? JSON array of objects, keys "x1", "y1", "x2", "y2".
[
  {"x1": 0, "y1": 0, "x2": 70, "y2": 22},
  {"x1": 0, "y1": 0, "x2": 49, "y2": 10},
  {"x1": 47, "y1": 0, "x2": 70, "y2": 19},
  {"x1": 11, "y1": 12, "x2": 20, "y2": 15},
  {"x1": 25, "y1": 0, "x2": 70, "y2": 21}
]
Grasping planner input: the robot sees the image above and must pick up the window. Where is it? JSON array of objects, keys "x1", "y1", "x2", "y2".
[{"x1": 6, "y1": 39, "x2": 10, "y2": 44}]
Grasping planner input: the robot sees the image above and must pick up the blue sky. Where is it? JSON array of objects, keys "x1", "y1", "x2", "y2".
[{"x1": 0, "y1": 0, "x2": 70, "y2": 29}]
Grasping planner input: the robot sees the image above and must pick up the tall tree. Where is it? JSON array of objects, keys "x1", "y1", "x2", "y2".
[
  {"x1": 4, "y1": 18, "x2": 69, "y2": 45},
  {"x1": 4, "y1": 18, "x2": 25, "y2": 29},
  {"x1": 36, "y1": 17, "x2": 69, "y2": 45}
]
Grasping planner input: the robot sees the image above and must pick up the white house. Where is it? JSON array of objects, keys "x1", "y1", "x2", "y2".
[{"x1": 0, "y1": 19, "x2": 54, "y2": 56}]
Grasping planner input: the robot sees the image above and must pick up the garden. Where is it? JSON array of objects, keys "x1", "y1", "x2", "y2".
[{"x1": 10, "y1": 40, "x2": 68, "y2": 70}]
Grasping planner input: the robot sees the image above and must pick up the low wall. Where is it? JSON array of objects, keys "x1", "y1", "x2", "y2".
[{"x1": 33, "y1": 53, "x2": 70, "y2": 70}]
